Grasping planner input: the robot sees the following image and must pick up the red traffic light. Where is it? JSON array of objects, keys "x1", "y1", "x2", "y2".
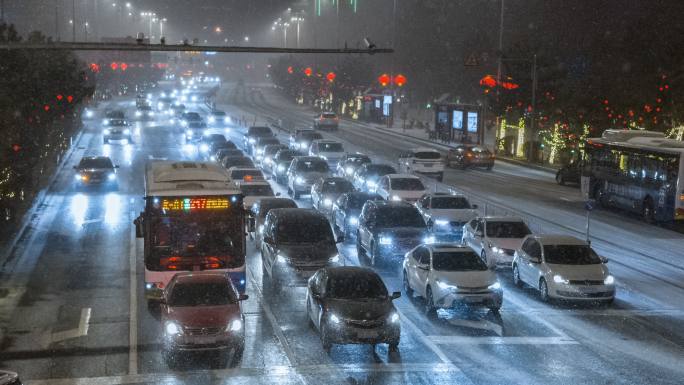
[
  {"x1": 326, "y1": 72, "x2": 336, "y2": 82},
  {"x1": 378, "y1": 73, "x2": 390, "y2": 87},
  {"x1": 394, "y1": 74, "x2": 407, "y2": 87},
  {"x1": 304, "y1": 67, "x2": 313, "y2": 77},
  {"x1": 43, "y1": 105, "x2": 50, "y2": 111},
  {"x1": 287, "y1": 66, "x2": 294, "y2": 74}
]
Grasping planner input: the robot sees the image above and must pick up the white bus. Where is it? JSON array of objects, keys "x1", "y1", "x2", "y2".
[
  {"x1": 582, "y1": 129, "x2": 684, "y2": 222},
  {"x1": 134, "y1": 161, "x2": 247, "y2": 301}
]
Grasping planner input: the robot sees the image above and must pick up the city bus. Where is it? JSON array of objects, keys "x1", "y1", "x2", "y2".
[
  {"x1": 582, "y1": 129, "x2": 684, "y2": 222},
  {"x1": 134, "y1": 161, "x2": 246, "y2": 301}
]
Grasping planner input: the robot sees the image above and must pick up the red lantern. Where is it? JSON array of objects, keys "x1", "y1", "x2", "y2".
[
  {"x1": 12, "y1": 144, "x2": 21, "y2": 152},
  {"x1": 120, "y1": 62, "x2": 128, "y2": 71},
  {"x1": 67, "y1": 95, "x2": 73, "y2": 103},
  {"x1": 56, "y1": 94, "x2": 63, "y2": 101},
  {"x1": 326, "y1": 72, "x2": 336, "y2": 82},
  {"x1": 110, "y1": 62, "x2": 118, "y2": 71},
  {"x1": 394, "y1": 74, "x2": 407, "y2": 87},
  {"x1": 479, "y1": 75, "x2": 497, "y2": 88},
  {"x1": 287, "y1": 66, "x2": 294, "y2": 74},
  {"x1": 43, "y1": 105, "x2": 50, "y2": 111},
  {"x1": 304, "y1": 67, "x2": 313, "y2": 77},
  {"x1": 378, "y1": 73, "x2": 390, "y2": 87}
]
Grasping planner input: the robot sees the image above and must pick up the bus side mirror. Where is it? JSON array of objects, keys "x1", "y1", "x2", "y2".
[{"x1": 134, "y1": 214, "x2": 144, "y2": 238}]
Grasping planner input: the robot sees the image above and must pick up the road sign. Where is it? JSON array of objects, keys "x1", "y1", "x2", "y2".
[
  {"x1": 585, "y1": 199, "x2": 596, "y2": 211},
  {"x1": 464, "y1": 53, "x2": 479, "y2": 67}
]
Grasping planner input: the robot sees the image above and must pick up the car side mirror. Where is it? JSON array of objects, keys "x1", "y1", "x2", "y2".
[
  {"x1": 600, "y1": 256, "x2": 609, "y2": 264},
  {"x1": 133, "y1": 213, "x2": 144, "y2": 238},
  {"x1": 391, "y1": 291, "x2": 401, "y2": 300},
  {"x1": 238, "y1": 294, "x2": 249, "y2": 301}
]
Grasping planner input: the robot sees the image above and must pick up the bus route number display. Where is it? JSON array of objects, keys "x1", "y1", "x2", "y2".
[{"x1": 161, "y1": 197, "x2": 230, "y2": 211}]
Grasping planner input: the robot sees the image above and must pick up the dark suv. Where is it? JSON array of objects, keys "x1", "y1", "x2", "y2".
[
  {"x1": 243, "y1": 126, "x2": 274, "y2": 154},
  {"x1": 356, "y1": 201, "x2": 430, "y2": 266},
  {"x1": 260, "y1": 208, "x2": 341, "y2": 285}
]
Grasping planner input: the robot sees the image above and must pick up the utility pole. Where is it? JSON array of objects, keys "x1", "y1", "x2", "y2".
[
  {"x1": 72, "y1": 0, "x2": 76, "y2": 42},
  {"x1": 388, "y1": 0, "x2": 397, "y2": 129},
  {"x1": 494, "y1": 0, "x2": 505, "y2": 150}
]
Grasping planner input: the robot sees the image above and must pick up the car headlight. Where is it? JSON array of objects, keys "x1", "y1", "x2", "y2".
[
  {"x1": 208, "y1": 116, "x2": 216, "y2": 123},
  {"x1": 329, "y1": 314, "x2": 340, "y2": 324},
  {"x1": 258, "y1": 224, "x2": 264, "y2": 234},
  {"x1": 256, "y1": 148, "x2": 265, "y2": 155},
  {"x1": 74, "y1": 174, "x2": 82, "y2": 180},
  {"x1": 227, "y1": 319, "x2": 243, "y2": 332},
  {"x1": 249, "y1": 138, "x2": 256, "y2": 144},
  {"x1": 391, "y1": 195, "x2": 402, "y2": 201},
  {"x1": 210, "y1": 155, "x2": 216, "y2": 161},
  {"x1": 323, "y1": 198, "x2": 332, "y2": 206},
  {"x1": 424, "y1": 235, "x2": 436, "y2": 244},
  {"x1": 191, "y1": 95, "x2": 198, "y2": 102},
  {"x1": 165, "y1": 321, "x2": 183, "y2": 335},
  {"x1": 186, "y1": 129, "x2": 193, "y2": 136},
  {"x1": 434, "y1": 219, "x2": 449, "y2": 226},
  {"x1": 553, "y1": 275, "x2": 569, "y2": 284},
  {"x1": 277, "y1": 165, "x2": 285, "y2": 172},
  {"x1": 107, "y1": 173, "x2": 116, "y2": 181},
  {"x1": 436, "y1": 280, "x2": 456, "y2": 290},
  {"x1": 85, "y1": 110, "x2": 94, "y2": 118},
  {"x1": 149, "y1": 111, "x2": 155, "y2": 116},
  {"x1": 160, "y1": 92, "x2": 166, "y2": 97},
  {"x1": 264, "y1": 157, "x2": 272, "y2": 164},
  {"x1": 200, "y1": 144, "x2": 209, "y2": 152},
  {"x1": 488, "y1": 281, "x2": 501, "y2": 290},
  {"x1": 135, "y1": 111, "x2": 142, "y2": 117},
  {"x1": 224, "y1": 117, "x2": 231, "y2": 124},
  {"x1": 123, "y1": 129, "x2": 131, "y2": 135},
  {"x1": 103, "y1": 129, "x2": 110, "y2": 135},
  {"x1": 330, "y1": 254, "x2": 340, "y2": 263},
  {"x1": 348, "y1": 216, "x2": 358, "y2": 225},
  {"x1": 320, "y1": 155, "x2": 328, "y2": 161},
  {"x1": 299, "y1": 141, "x2": 306, "y2": 148},
  {"x1": 379, "y1": 236, "x2": 392, "y2": 245},
  {"x1": 491, "y1": 246, "x2": 502, "y2": 254},
  {"x1": 157, "y1": 102, "x2": 164, "y2": 109},
  {"x1": 181, "y1": 120, "x2": 188, "y2": 127},
  {"x1": 604, "y1": 275, "x2": 615, "y2": 285},
  {"x1": 389, "y1": 312, "x2": 399, "y2": 323},
  {"x1": 295, "y1": 176, "x2": 305, "y2": 184},
  {"x1": 345, "y1": 166, "x2": 354, "y2": 175},
  {"x1": 276, "y1": 254, "x2": 287, "y2": 263},
  {"x1": 366, "y1": 180, "x2": 376, "y2": 188}
]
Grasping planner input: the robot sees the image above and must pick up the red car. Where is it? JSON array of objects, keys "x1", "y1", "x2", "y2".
[{"x1": 161, "y1": 272, "x2": 248, "y2": 367}]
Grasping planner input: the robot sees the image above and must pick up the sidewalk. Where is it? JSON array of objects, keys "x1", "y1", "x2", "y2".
[{"x1": 345, "y1": 118, "x2": 558, "y2": 174}]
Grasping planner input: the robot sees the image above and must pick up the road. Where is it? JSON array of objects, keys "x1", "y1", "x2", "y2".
[{"x1": 0, "y1": 82, "x2": 681, "y2": 384}]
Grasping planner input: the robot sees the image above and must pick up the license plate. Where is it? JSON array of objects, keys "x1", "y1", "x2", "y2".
[
  {"x1": 189, "y1": 336, "x2": 216, "y2": 345},
  {"x1": 357, "y1": 330, "x2": 378, "y2": 339},
  {"x1": 464, "y1": 296, "x2": 483, "y2": 303},
  {"x1": 423, "y1": 163, "x2": 433, "y2": 167}
]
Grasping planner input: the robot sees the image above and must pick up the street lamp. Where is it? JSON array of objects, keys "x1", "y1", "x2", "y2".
[
  {"x1": 290, "y1": 15, "x2": 304, "y2": 48},
  {"x1": 244, "y1": 36, "x2": 249, "y2": 42},
  {"x1": 83, "y1": 21, "x2": 89, "y2": 42}
]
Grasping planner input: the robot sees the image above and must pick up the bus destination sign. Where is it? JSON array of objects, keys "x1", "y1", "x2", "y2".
[{"x1": 161, "y1": 197, "x2": 231, "y2": 211}]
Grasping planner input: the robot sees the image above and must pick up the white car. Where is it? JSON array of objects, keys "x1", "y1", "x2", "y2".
[
  {"x1": 512, "y1": 235, "x2": 615, "y2": 303},
  {"x1": 376, "y1": 174, "x2": 427, "y2": 203},
  {"x1": 415, "y1": 193, "x2": 478, "y2": 242},
  {"x1": 402, "y1": 244, "x2": 502, "y2": 315},
  {"x1": 462, "y1": 216, "x2": 532, "y2": 268},
  {"x1": 397, "y1": 148, "x2": 445, "y2": 182},
  {"x1": 309, "y1": 140, "x2": 344, "y2": 168}
]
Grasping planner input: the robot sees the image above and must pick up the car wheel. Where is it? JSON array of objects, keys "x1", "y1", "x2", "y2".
[
  {"x1": 556, "y1": 172, "x2": 565, "y2": 185},
  {"x1": 539, "y1": 278, "x2": 550, "y2": 302},
  {"x1": 424, "y1": 286, "x2": 437, "y2": 318},
  {"x1": 512, "y1": 264, "x2": 523, "y2": 288},
  {"x1": 403, "y1": 271, "x2": 413, "y2": 297}
]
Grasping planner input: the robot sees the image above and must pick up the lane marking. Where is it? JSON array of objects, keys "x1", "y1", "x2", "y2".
[
  {"x1": 128, "y1": 210, "x2": 138, "y2": 375},
  {"x1": 246, "y1": 267, "x2": 298, "y2": 366},
  {"x1": 445, "y1": 317, "x2": 503, "y2": 336},
  {"x1": 393, "y1": 307, "x2": 453, "y2": 365},
  {"x1": 428, "y1": 336, "x2": 579, "y2": 345},
  {"x1": 44, "y1": 308, "x2": 91, "y2": 346}
]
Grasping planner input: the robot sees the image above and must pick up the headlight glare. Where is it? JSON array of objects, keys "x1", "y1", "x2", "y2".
[
  {"x1": 379, "y1": 236, "x2": 392, "y2": 245},
  {"x1": 604, "y1": 275, "x2": 615, "y2": 285},
  {"x1": 329, "y1": 314, "x2": 340, "y2": 324},
  {"x1": 228, "y1": 319, "x2": 243, "y2": 331},
  {"x1": 391, "y1": 195, "x2": 402, "y2": 201},
  {"x1": 165, "y1": 322, "x2": 182, "y2": 335},
  {"x1": 348, "y1": 216, "x2": 358, "y2": 225},
  {"x1": 488, "y1": 281, "x2": 501, "y2": 290},
  {"x1": 553, "y1": 275, "x2": 569, "y2": 284},
  {"x1": 389, "y1": 312, "x2": 399, "y2": 323}
]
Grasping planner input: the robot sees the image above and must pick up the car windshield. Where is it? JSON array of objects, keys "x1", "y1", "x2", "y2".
[
  {"x1": 322, "y1": 180, "x2": 354, "y2": 193},
  {"x1": 391, "y1": 178, "x2": 425, "y2": 190},
  {"x1": 224, "y1": 158, "x2": 254, "y2": 168},
  {"x1": 212, "y1": 111, "x2": 226, "y2": 116},
  {"x1": 485, "y1": 221, "x2": 531, "y2": 238},
  {"x1": 327, "y1": 273, "x2": 388, "y2": 299},
  {"x1": 318, "y1": 142, "x2": 343, "y2": 152},
  {"x1": 431, "y1": 196, "x2": 471, "y2": 209},
  {"x1": 432, "y1": 251, "x2": 487, "y2": 271},
  {"x1": 249, "y1": 126, "x2": 272, "y2": 136},
  {"x1": 364, "y1": 165, "x2": 396, "y2": 177},
  {"x1": 415, "y1": 151, "x2": 441, "y2": 160},
  {"x1": 184, "y1": 112, "x2": 201, "y2": 120},
  {"x1": 296, "y1": 160, "x2": 329, "y2": 172},
  {"x1": 78, "y1": 158, "x2": 113, "y2": 169},
  {"x1": 240, "y1": 184, "x2": 274, "y2": 196},
  {"x1": 301, "y1": 132, "x2": 323, "y2": 141},
  {"x1": 168, "y1": 281, "x2": 237, "y2": 307},
  {"x1": 544, "y1": 245, "x2": 602, "y2": 265},
  {"x1": 376, "y1": 207, "x2": 426, "y2": 228},
  {"x1": 347, "y1": 194, "x2": 382, "y2": 209},
  {"x1": 276, "y1": 217, "x2": 333, "y2": 243}
]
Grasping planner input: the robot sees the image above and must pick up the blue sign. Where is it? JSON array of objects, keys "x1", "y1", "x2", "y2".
[
  {"x1": 467, "y1": 112, "x2": 478, "y2": 133},
  {"x1": 452, "y1": 110, "x2": 463, "y2": 129}
]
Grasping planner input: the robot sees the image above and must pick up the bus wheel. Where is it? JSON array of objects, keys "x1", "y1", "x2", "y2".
[{"x1": 642, "y1": 198, "x2": 656, "y2": 224}]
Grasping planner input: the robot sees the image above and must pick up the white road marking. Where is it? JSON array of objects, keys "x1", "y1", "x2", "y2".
[
  {"x1": 81, "y1": 218, "x2": 102, "y2": 225},
  {"x1": 44, "y1": 308, "x2": 91, "y2": 346},
  {"x1": 445, "y1": 317, "x2": 503, "y2": 336},
  {"x1": 25, "y1": 363, "x2": 461, "y2": 385},
  {"x1": 428, "y1": 336, "x2": 579, "y2": 345},
  {"x1": 394, "y1": 308, "x2": 454, "y2": 365},
  {"x1": 503, "y1": 291, "x2": 576, "y2": 340},
  {"x1": 128, "y1": 210, "x2": 138, "y2": 375}
]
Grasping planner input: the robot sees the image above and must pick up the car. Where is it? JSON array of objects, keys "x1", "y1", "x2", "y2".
[
  {"x1": 0, "y1": 370, "x2": 21, "y2": 385},
  {"x1": 235, "y1": 180, "x2": 276, "y2": 210},
  {"x1": 104, "y1": 109, "x2": 125, "y2": 125},
  {"x1": 512, "y1": 235, "x2": 615, "y2": 303},
  {"x1": 222, "y1": 156, "x2": 255, "y2": 170},
  {"x1": 169, "y1": 103, "x2": 186, "y2": 118},
  {"x1": 291, "y1": 130, "x2": 323, "y2": 151},
  {"x1": 306, "y1": 266, "x2": 400, "y2": 352},
  {"x1": 250, "y1": 197, "x2": 298, "y2": 248},
  {"x1": 73, "y1": 156, "x2": 119, "y2": 187},
  {"x1": 446, "y1": 145, "x2": 495, "y2": 170},
  {"x1": 311, "y1": 177, "x2": 355, "y2": 214},
  {"x1": 415, "y1": 193, "x2": 479, "y2": 242},
  {"x1": 208, "y1": 109, "x2": 230, "y2": 126},
  {"x1": 403, "y1": 244, "x2": 502, "y2": 315},
  {"x1": 181, "y1": 112, "x2": 206, "y2": 142},
  {"x1": 556, "y1": 160, "x2": 582, "y2": 185},
  {"x1": 157, "y1": 96, "x2": 176, "y2": 111},
  {"x1": 352, "y1": 164, "x2": 397, "y2": 192},
  {"x1": 313, "y1": 111, "x2": 339, "y2": 131},
  {"x1": 243, "y1": 126, "x2": 274, "y2": 154},
  {"x1": 200, "y1": 133, "x2": 228, "y2": 154},
  {"x1": 160, "y1": 272, "x2": 248, "y2": 367},
  {"x1": 375, "y1": 174, "x2": 427, "y2": 203},
  {"x1": 289, "y1": 128, "x2": 315, "y2": 149},
  {"x1": 260, "y1": 208, "x2": 341, "y2": 284},
  {"x1": 356, "y1": 200, "x2": 431, "y2": 266},
  {"x1": 397, "y1": 148, "x2": 445, "y2": 181},
  {"x1": 207, "y1": 141, "x2": 238, "y2": 161},
  {"x1": 331, "y1": 192, "x2": 383, "y2": 239},
  {"x1": 309, "y1": 140, "x2": 345, "y2": 168},
  {"x1": 214, "y1": 148, "x2": 244, "y2": 163},
  {"x1": 103, "y1": 119, "x2": 133, "y2": 144},
  {"x1": 336, "y1": 153, "x2": 371, "y2": 178},
  {"x1": 261, "y1": 144, "x2": 289, "y2": 172},
  {"x1": 287, "y1": 156, "x2": 331, "y2": 199},
  {"x1": 135, "y1": 104, "x2": 155, "y2": 120},
  {"x1": 272, "y1": 149, "x2": 303, "y2": 183},
  {"x1": 253, "y1": 137, "x2": 281, "y2": 163},
  {"x1": 227, "y1": 167, "x2": 265, "y2": 183},
  {"x1": 462, "y1": 216, "x2": 532, "y2": 268}
]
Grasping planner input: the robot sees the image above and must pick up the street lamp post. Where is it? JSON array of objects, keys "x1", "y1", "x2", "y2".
[
  {"x1": 160, "y1": 18, "x2": 167, "y2": 40},
  {"x1": 84, "y1": 21, "x2": 89, "y2": 42},
  {"x1": 291, "y1": 16, "x2": 304, "y2": 48}
]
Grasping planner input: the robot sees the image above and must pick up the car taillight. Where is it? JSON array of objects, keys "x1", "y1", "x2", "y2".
[{"x1": 466, "y1": 153, "x2": 474, "y2": 158}]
